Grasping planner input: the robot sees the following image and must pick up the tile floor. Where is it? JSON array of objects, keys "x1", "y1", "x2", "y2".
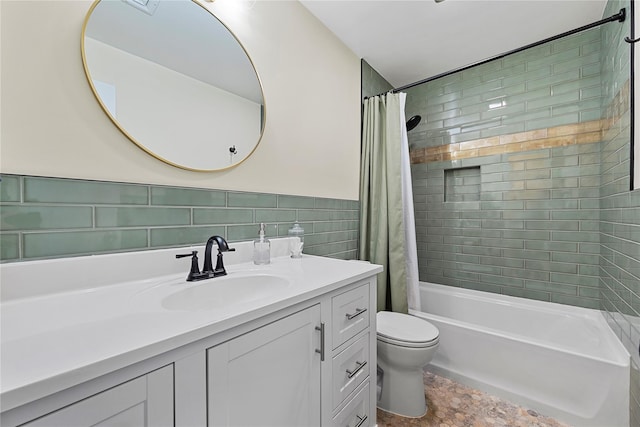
[{"x1": 376, "y1": 371, "x2": 571, "y2": 427}]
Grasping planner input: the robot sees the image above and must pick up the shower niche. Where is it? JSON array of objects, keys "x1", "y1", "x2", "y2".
[{"x1": 444, "y1": 167, "x2": 481, "y2": 203}]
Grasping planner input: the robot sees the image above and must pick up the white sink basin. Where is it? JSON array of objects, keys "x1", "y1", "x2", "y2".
[{"x1": 161, "y1": 274, "x2": 291, "y2": 311}]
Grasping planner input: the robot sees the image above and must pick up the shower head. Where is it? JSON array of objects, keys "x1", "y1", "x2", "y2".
[{"x1": 406, "y1": 115, "x2": 421, "y2": 132}]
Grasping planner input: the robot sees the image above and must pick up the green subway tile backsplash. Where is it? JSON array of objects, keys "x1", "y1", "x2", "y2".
[
  {"x1": 24, "y1": 176, "x2": 149, "y2": 205},
  {"x1": 0, "y1": 176, "x2": 20, "y2": 202},
  {"x1": 315, "y1": 197, "x2": 359, "y2": 210},
  {"x1": 227, "y1": 192, "x2": 277, "y2": 208},
  {"x1": 0, "y1": 175, "x2": 359, "y2": 261},
  {"x1": 255, "y1": 209, "x2": 297, "y2": 223},
  {"x1": 150, "y1": 187, "x2": 226, "y2": 207},
  {"x1": 298, "y1": 209, "x2": 359, "y2": 222},
  {"x1": 193, "y1": 208, "x2": 254, "y2": 225},
  {"x1": 277, "y1": 194, "x2": 315, "y2": 209},
  {"x1": 1, "y1": 205, "x2": 93, "y2": 231},
  {"x1": 227, "y1": 224, "x2": 276, "y2": 242},
  {"x1": 150, "y1": 226, "x2": 225, "y2": 248},
  {"x1": 0, "y1": 234, "x2": 19, "y2": 260},
  {"x1": 23, "y1": 229, "x2": 149, "y2": 258},
  {"x1": 96, "y1": 207, "x2": 191, "y2": 228}
]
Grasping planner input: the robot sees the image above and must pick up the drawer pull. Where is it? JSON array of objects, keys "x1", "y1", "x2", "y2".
[
  {"x1": 345, "y1": 307, "x2": 367, "y2": 320},
  {"x1": 315, "y1": 323, "x2": 325, "y2": 361},
  {"x1": 346, "y1": 360, "x2": 367, "y2": 379},
  {"x1": 353, "y1": 414, "x2": 368, "y2": 427}
]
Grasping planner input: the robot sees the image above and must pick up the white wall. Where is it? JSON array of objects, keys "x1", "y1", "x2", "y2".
[{"x1": 0, "y1": 0, "x2": 361, "y2": 200}]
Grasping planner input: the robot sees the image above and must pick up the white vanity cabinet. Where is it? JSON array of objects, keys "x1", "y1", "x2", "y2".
[
  {"x1": 1, "y1": 254, "x2": 379, "y2": 427},
  {"x1": 208, "y1": 304, "x2": 322, "y2": 426},
  {"x1": 326, "y1": 283, "x2": 374, "y2": 426},
  {"x1": 206, "y1": 278, "x2": 376, "y2": 427},
  {"x1": 19, "y1": 365, "x2": 174, "y2": 427}
]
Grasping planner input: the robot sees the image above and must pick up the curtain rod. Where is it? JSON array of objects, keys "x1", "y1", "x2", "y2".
[{"x1": 367, "y1": 8, "x2": 626, "y2": 98}]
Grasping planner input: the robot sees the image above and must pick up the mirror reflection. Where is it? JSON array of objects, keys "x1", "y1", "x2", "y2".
[{"x1": 82, "y1": 0, "x2": 265, "y2": 171}]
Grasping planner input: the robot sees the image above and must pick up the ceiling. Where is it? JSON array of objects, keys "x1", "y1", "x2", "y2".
[{"x1": 299, "y1": 0, "x2": 609, "y2": 89}]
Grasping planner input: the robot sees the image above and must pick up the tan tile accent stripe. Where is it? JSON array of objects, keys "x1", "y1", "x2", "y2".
[
  {"x1": 410, "y1": 80, "x2": 630, "y2": 165},
  {"x1": 409, "y1": 120, "x2": 605, "y2": 164}
]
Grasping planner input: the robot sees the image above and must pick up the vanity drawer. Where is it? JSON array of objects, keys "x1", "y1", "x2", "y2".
[
  {"x1": 331, "y1": 383, "x2": 371, "y2": 427},
  {"x1": 332, "y1": 283, "x2": 370, "y2": 348},
  {"x1": 332, "y1": 334, "x2": 370, "y2": 410}
]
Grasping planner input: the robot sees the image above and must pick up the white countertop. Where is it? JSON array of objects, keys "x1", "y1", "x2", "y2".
[{"x1": 0, "y1": 241, "x2": 382, "y2": 411}]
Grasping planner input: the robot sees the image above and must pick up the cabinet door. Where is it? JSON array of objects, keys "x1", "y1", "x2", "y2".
[
  {"x1": 208, "y1": 305, "x2": 322, "y2": 427},
  {"x1": 22, "y1": 365, "x2": 173, "y2": 427}
]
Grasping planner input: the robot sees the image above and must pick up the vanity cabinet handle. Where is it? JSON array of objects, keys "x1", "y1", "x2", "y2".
[
  {"x1": 346, "y1": 360, "x2": 367, "y2": 379},
  {"x1": 353, "y1": 414, "x2": 368, "y2": 427},
  {"x1": 315, "y1": 323, "x2": 325, "y2": 361},
  {"x1": 345, "y1": 307, "x2": 367, "y2": 320}
]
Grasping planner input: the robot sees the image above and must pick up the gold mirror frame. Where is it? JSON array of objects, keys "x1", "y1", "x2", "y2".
[{"x1": 81, "y1": 0, "x2": 266, "y2": 172}]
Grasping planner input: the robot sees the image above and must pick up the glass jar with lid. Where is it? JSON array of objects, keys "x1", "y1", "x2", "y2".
[{"x1": 288, "y1": 223, "x2": 304, "y2": 258}]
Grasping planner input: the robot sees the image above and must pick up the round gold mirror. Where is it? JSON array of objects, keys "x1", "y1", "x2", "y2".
[{"x1": 81, "y1": 0, "x2": 265, "y2": 171}]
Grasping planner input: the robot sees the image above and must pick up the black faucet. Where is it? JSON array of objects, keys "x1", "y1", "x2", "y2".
[
  {"x1": 203, "y1": 235, "x2": 235, "y2": 277},
  {"x1": 175, "y1": 250, "x2": 201, "y2": 281},
  {"x1": 175, "y1": 236, "x2": 235, "y2": 282}
]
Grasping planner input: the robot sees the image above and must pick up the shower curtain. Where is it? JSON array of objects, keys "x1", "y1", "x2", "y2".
[{"x1": 359, "y1": 92, "x2": 420, "y2": 313}]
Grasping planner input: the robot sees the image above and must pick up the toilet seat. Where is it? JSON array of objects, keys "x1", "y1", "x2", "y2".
[{"x1": 377, "y1": 311, "x2": 439, "y2": 348}]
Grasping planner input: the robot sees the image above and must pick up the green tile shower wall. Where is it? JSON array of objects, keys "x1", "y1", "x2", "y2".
[
  {"x1": 405, "y1": 27, "x2": 603, "y2": 150},
  {"x1": 406, "y1": 26, "x2": 606, "y2": 309},
  {"x1": 0, "y1": 175, "x2": 359, "y2": 261},
  {"x1": 411, "y1": 143, "x2": 602, "y2": 308},
  {"x1": 361, "y1": 59, "x2": 393, "y2": 100},
  {"x1": 598, "y1": 0, "x2": 640, "y2": 424}
]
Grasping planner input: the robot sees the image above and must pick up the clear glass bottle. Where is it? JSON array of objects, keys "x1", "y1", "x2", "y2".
[
  {"x1": 253, "y1": 223, "x2": 271, "y2": 265},
  {"x1": 288, "y1": 222, "x2": 304, "y2": 258}
]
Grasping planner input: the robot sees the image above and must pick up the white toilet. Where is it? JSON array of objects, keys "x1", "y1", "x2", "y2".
[{"x1": 376, "y1": 311, "x2": 440, "y2": 418}]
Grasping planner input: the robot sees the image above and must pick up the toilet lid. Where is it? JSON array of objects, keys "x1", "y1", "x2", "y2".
[{"x1": 377, "y1": 311, "x2": 439, "y2": 345}]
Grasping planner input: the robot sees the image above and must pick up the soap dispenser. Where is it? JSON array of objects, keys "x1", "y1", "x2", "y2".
[{"x1": 253, "y1": 223, "x2": 271, "y2": 265}]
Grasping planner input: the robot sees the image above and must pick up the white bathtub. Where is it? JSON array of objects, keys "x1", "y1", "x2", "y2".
[{"x1": 410, "y1": 282, "x2": 630, "y2": 427}]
